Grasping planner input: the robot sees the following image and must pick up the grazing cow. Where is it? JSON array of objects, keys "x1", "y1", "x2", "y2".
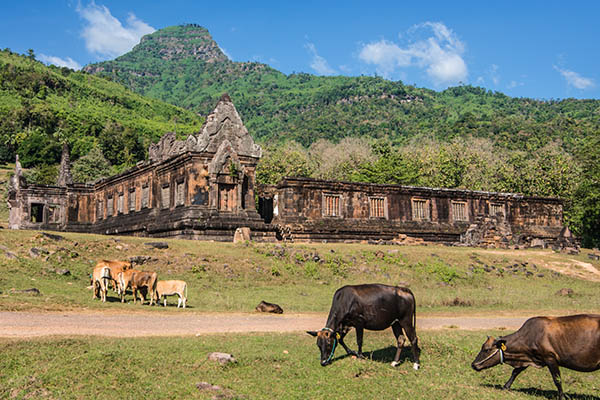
[
  {"x1": 94, "y1": 260, "x2": 132, "y2": 294},
  {"x1": 118, "y1": 269, "x2": 158, "y2": 305},
  {"x1": 255, "y1": 300, "x2": 283, "y2": 314},
  {"x1": 156, "y1": 280, "x2": 187, "y2": 308},
  {"x1": 91, "y1": 264, "x2": 112, "y2": 302},
  {"x1": 471, "y1": 314, "x2": 600, "y2": 399},
  {"x1": 307, "y1": 283, "x2": 420, "y2": 369}
]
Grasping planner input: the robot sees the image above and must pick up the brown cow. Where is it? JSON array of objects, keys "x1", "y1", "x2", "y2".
[
  {"x1": 472, "y1": 314, "x2": 600, "y2": 399},
  {"x1": 156, "y1": 280, "x2": 187, "y2": 308},
  {"x1": 94, "y1": 260, "x2": 132, "y2": 294},
  {"x1": 91, "y1": 264, "x2": 112, "y2": 302},
  {"x1": 118, "y1": 269, "x2": 158, "y2": 305},
  {"x1": 255, "y1": 300, "x2": 283, "y2": 314}
]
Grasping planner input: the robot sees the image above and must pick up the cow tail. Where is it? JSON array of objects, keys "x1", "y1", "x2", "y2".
[
  {"x1": 411, "y1": 290, "x2": 417, "y2": 331},
  {"x1": 184, "y1": 282, "x2": 188, "y2": 300}
]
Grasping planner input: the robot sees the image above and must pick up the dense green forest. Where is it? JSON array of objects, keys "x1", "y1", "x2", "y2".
[
  {"x1": 1, "y1": 24, "x2": 599, "y2": 246},
  {"x1": 0, "y1": 48, "x2": 203, "y2": 180}
]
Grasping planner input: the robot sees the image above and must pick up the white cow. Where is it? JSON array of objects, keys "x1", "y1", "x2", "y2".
[
  {"x1": 156, "y1": 280, "x2": 187, "y2": 308},
  {"x1": 91, "y1": 265, "x2": 112, "y2": 303}
]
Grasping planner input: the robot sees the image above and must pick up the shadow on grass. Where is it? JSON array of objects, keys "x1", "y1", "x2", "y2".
[
  {"x1": 331, "y1": 345, "x2": 414, "y2": 365},
  {"x1": 483, "y1": 384, "x2": 600, "y2": 400}
]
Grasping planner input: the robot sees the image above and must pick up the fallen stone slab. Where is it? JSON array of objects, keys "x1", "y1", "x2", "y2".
[
  {"x1": 29, "y1": 247, "x2": 49, "y2": 258},
  {"x1": 144, "y1": 242, "x2": 169, "y2": 249},
  {"x1": 41, "y1": 232, "x2": 65, "y2": 241},
  {"x1": 129, "y1": 255, "x2": 157, "y2": 265},
  {"x1": 9, "y1": 288, "x2": 41, "y2": 296},
  {"x1": 3, "y1": 251, "x2": 17, "y2": 260}
]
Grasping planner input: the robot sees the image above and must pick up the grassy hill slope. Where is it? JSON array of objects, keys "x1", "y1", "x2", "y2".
[{"x1": 0, "y1": 49, "x2": 203, "y2": 170}]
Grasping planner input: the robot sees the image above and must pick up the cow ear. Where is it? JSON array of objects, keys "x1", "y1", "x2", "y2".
[
  {"x1": 306, "y1": 331, "x2": 318, "y2": 337},
  {"x1": 494, "y1": 339, "x2": 506, "y2": 348}
]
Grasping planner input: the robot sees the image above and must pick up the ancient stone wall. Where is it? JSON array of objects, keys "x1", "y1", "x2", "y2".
[{"x1": 264, "y1": 177, "x2": 563, "y2": 244}]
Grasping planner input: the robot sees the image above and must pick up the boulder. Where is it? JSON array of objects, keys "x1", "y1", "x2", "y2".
[
  {"x1": 556, "y1": 288, "x2": 574, "y2": 297},
  {"x1": 29, "y1": 247, "x2": 49, "y2": 258},
  {"x1": 530, "y1": 238, "x2": 546, "y2": 249},
  {"x1": 207, "y1": 352, "x2": 237, "y2": 365},
  {"x1": 233, "y1": 227, "x2": 251, "y2": 243}
]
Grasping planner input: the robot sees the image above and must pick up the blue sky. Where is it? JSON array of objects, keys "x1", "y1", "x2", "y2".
[{"x1": 1, "y1": 1, "x2": 598, "y2": 99}]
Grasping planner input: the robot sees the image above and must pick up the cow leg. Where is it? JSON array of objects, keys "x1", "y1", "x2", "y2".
[
  {"x1": 355, "y1": 327, "x2": 365, "y2": 358},
  {"x1": 402, "y1": 322, "x2": 420, "y2": 370},
  {"x1": 338, "y1": 332, "x2": 357, "y2": 356},
  {"x1": 177, "y1": 295, "x2": 182, "y2": 308},
  {"x1": 390, "y1": 322, "x2": 405, "y2": 367},
  {"x1": 547, "y1": 363, "x2": 564, "y2": 400},
  {"x1": 503, "y1": 367, "x2": 527, "y2": 390}
]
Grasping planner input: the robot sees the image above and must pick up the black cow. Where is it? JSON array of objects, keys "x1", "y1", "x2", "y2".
[
  {"x1": 471, "y1": 314, "x2": 600, "y2": 400},
  {"x1": 307, "y1": 283, "x2": 420, "y2": 369}
]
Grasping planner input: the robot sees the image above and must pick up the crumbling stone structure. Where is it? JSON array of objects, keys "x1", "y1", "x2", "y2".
[
  {"x1": 258, "y1": 177, "x2": 564, "y2": 246},
  {"x1": 8, "y1": 95, "x2": 566, "y2": 245},
  {"x1": 8, "y1": 94, "x2": 274, "y2": 241}
]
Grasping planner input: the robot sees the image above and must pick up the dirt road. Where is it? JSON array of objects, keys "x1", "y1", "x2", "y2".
[{"x1": 0, "y1": 311, "x2": 531, "y2": 338}]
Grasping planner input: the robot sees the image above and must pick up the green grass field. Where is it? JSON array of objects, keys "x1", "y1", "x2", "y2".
[
  {"x1": 0, "y1": 228, "x2": 599, "y2": 315},
  {"x1": 2, "y1": 331, "x2": 599, "y2": 399}
]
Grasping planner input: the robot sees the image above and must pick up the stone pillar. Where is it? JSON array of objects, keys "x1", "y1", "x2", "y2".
[{"x1": 57, "y1": 143, "x2": 73, "y2": 187}]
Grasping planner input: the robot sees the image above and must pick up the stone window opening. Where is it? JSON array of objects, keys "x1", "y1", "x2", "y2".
[
  {"x1": 411, "y1": 198, "x2": 430, "y2": 221},
  {"x1": 241, "y1": 175, "x2": 249, "y2": 210},
  {"x1": 30, "y1": 203, "x2": 44, "y2": 223},
  {"x1": 323, "y1": 193, "x2": 342, "y2": 217},
  {"x1": 47, "y1": 205, "x2": 60, "y2": 223},
  {"x1": 452, "y1": 201, "x2": 468, "y2": 222},
  {"x1": 161, "y1": 184, "x2": 170, "y2": 209},
  {"x1": 129, "y1": 188, "x2": 136, "y2": 212},
  {"x1": 117, "y1": 193, "x2": 124, "y2": 214},
  {"x1": 490, "y1": 203, "x2": 505, "y2": 217},
  {"x1": 369, "y1": 197, "x2": 386, "y2": 218},
  {"x1": 175, "y1": 179, "x2": 185, "y2": 207},
  {"x1": 142, "y1": 185, "x2": 149, "y2": 209},
  {"x1": 97, "y1": 200, "x2": 104, "y2": 220},
  {"x1": 107, "y1": 196, "x2": 113, "y2": 217}
]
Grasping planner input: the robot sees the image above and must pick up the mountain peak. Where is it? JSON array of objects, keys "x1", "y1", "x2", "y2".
[{"x1": 121, "y1": 24, "x2": 229, "y2": 63}]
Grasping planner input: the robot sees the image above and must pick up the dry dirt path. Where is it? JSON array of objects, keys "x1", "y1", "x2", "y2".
[{"x1": 0, "y1": 311, "x2": 531, "y2": 338}]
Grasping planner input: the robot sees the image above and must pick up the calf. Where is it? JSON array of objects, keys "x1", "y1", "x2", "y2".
[
  {"x1": 118, "y1": 269, "x2": 158, "y2": 305},
  {"x1": 94, "y1": 260, "x2": 132, "y2": 294},
  {"x1": 91, "y1": 265, "x2": 112, "y2": 303},
  {"x1": 156, "y1": 280, "x2": 187, "y2": 308},
  {"x1": 255, "y1": 300, "x2": 283, "y2": 314},
  {"x1": 472, "y1": 314, "x2": 600, "y2": 399},
  {"x1": 307, "y1": 283, "x2": 420, "y2": 369}
]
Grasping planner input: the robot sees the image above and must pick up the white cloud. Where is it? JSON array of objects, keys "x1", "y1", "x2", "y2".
[
  {"x1": 490, "y1": 64, "x2": 499, "y2": 85},
  {"x1": 507, "y1": 80, "x2": 524, "y2": 89},
  {"x1": 554, "y1": 66, "x2": 595, "y2": 89},
  {"x1": 305, "y1": 42, "x2": 336, "y2": 75},
  {"x1": 77, "y1": 1, "x2": 155, "y2": 59},
  {"x1": 38, "y1": 54, "x2": 82, "y2": 70},
  {"x1": 358, "y1": 21, "x2": 467, "y2": 85}
]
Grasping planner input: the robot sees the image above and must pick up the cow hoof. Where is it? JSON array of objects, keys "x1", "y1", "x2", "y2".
[
  {"x1": 413, "y1": 363, "x2": 420, "y2": 370},
  {"x1": 390, "y1": 361, "x2": 399, "y2": 367}
]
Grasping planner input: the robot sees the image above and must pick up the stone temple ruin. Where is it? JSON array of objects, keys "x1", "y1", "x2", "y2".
[{"x1": 7, "y1": 94, "x2": 573, "y2": 248}]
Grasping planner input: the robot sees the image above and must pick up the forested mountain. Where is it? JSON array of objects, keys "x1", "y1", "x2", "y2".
[
  {"x1": 0, "y1": 48, "x2": 203, "y2": 174},
  {"x1": 84, "y1": 25, "x2": 599, "y2": 152}
]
